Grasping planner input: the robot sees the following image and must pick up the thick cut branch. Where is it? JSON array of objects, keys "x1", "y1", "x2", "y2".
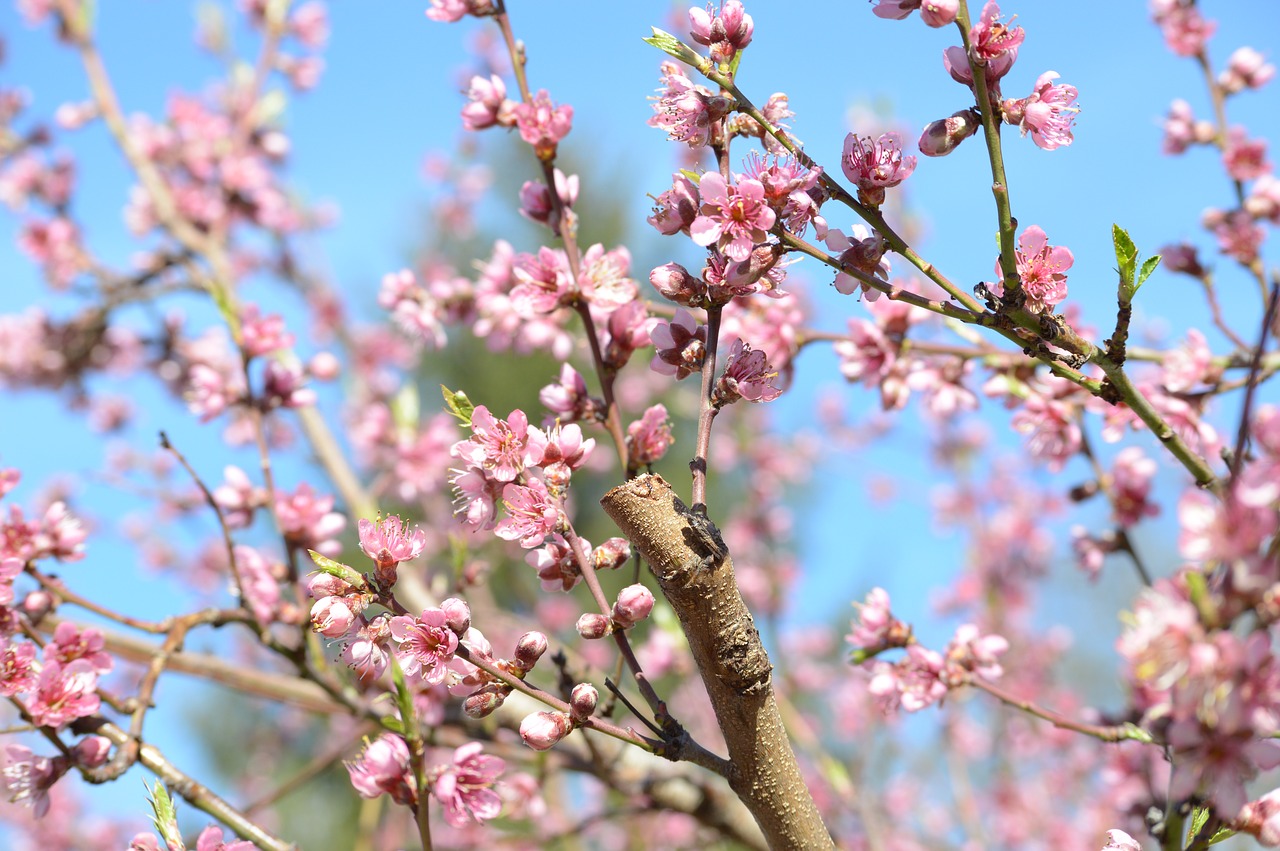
[{"x1": 601, "y1": 474, "x2": 834, "y2": 851}]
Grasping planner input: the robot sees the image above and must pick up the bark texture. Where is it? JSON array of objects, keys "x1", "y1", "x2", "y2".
[{"x1": 601, "y1": 474, "x2": 834, "y2": 851}]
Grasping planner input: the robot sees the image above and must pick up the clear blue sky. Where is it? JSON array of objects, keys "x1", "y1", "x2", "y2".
[{"x1": 0, "y1": 0, "x2": 1277, "y2": 838}]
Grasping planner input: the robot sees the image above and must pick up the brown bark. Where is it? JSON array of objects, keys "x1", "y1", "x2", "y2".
[{"x1": 601, "y1": 474, "x2": 834, "y2": 851}]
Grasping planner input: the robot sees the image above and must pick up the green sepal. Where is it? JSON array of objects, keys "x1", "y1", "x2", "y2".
[
  {"x1": 643, "y1": 27, "x2": 704, "y2": 68},
  {"x1": 442, "y1": 385, "x2": 475, "y2": 425},
  {"x1": 307, "y1": 550, "x2": 366, "y2": 588},
  {"x1": 380, "y1": 716, "x2": 405, "y2": 735}
]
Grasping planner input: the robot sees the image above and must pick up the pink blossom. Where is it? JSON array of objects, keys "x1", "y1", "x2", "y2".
[
  {"x1": 347, "y1": 733, "x2": 415, "y2": 805},
  {"x1": 648, "y1": 62, "x2": 732, "y2": 149},
  {"x1": 47, "y1": 622, "x2": 113, "y2": 674},
  {"x1": 461, "y1": 74, "x2": 509, "y2": 131},
  {"x1": 690, "y1": 172, "x2": 776, "y2": 262},
  {"x1": 341, "y1": 616, "x2": 391, "y2": 683},
  {"x1": 513, "y1": 90, "x2": 573, "y2": 156},
  {"x1": 212, "y1": 465, "x2": 264, "y2": 529},
  {"x1": 840, "y1": 133, "x2": 916, "y2": 206},
  {"x1": 275, "y1": 483, "x2": 345, "y2": 556},
  {"x1": 1110, "y1": 447, "x2": 1159, "y2": 527},
  {"x1": 1238, "y1": 788, "x2": 1280, "y2": 846},
  {"x1": 29, "y1": 659, "x2": 100, "y2": 729},
  {"x1": 2, "y1": 744, "x2": 63, "y2": 818},
  {"x1": 288, "y1": 2, "x2": 329, "y2": 49},
  {"x1": 969, "y1": 1, "x2": 1024, "y2": 62},
  {"x1": 906, "y1": 358, "x2": 978, "y2": 419},
  {"x1": 0, "y1": 556, "x2": 22, "y2": 606},
  {"x1": 450, "y1": 467, "x2": 502, "y2": 529},
  {"x1": 519, "y1": 169, "x2": 578, "y2": 236},
  {"x1": 872, "y1": 0, "x2": 958, "y2": 27},
  {"x1": 740, "y1": 151, "x2": 825, "y2": 238},
  {"x1": 452, "y1": 406, "x2": 537, "y2": 483},
  {"x1": 526, "y1": 535, "x2": 583, "y2": 592},
  {"x1": 1222, "y1": 128, "x2": 1271, "y2": 182},
  {"x1": 578, "y1": 243, "x2": 637, "y2": 311},
  {"x1": 602, "y1": 299, "x2": 651, "y2": 369},
  {"x1": 867, "y1": 644, "x2": 947, "y2": 713},
  {"x1": 389, "y1": 607, "x2": 459, "y2": 685},
  {"x1": 1153, "y1": 3, "x2": 1216, "y2": 57},
  {"x1": 1162, "y1": 328, "x2": 1214, "y2": 392},
  {"x1": 918, "y1": 108, "x2": 982, "y2": 157},
  {"x1": 611, "y1": 584, "x2": 655, "y2": 627},
  {"x1": 1101, "y1": 830, "x2": 1141, "y2": 851},
  {"x1": 358, "y1": 515, "x2": 427, "y2": 570},
  {"x1": 945, "y1": 624, "x2": 1009, "y2": 682},
  {"x1": 1161, "y1": 99, "x2": 1216, "y2": 155},
  {"x1": 378, "y1": 269, "x2": 447, "y2": 349},
  {"x1": 648, "y1": 172, "x2": 701, "y2": 236},
  {"x1": 432, "y1": 742, "x2": 504, "y2": 827},
  {"x1": 1010, "y1": 393, "x2": 1081, "y2": 471},
  {"x1": 712, "y1": 339, "x2": 782, "y2": 405},
  {"x1": 33, "y1": 501, "x2": 86, "y2": 563},
  {"x1": 0, "y1": 640, "x2": 38, "y2": 696},
  {"x1": 527, "y1": 423, "x2": 595, "y2": 487},
  {"x1": 823, "y1": 224, "x2": 890, "y2": 299},
  {"x1": 239, "y1": 303, "x2": 293, "y2": 358},
  {"x1": 494, "y1": 478, "x2": 560, "y2": 548},
  {"x1": 311, "y1": 593, "x2": 362, "y2": 639},
  {"x1": 1246, "y1": 174, "x2": 1280, "y2": 223},
  {"x1": 627, "y1": 405, "x2": 675, "y2": 466},
  {"x1": 195, "y1": 825, "x2": 256, "y2": 851},
  {"x1": 834, "y1": 318, "x2": 897, "y2": 387},
  {"x1": 1179, "y1": 490, "x2": 1276, "y2": 563},
  {"x1": 510, "y1": 246, "x2": 573, "y2": 316},
  {"x1": 1209, "y1": 208, "x2": 1265, "y2": 264},
  {"x1": 1003, "y1": 71, "x2": 1078, "y2": 150},
  {"x1": 1219, "y1": 46, "x2": 1276, "y2": 94},
  {"x1": 650, "y1": 308, "x2": 707, "y2": 380},
  {"x1": 262, "y1": 360, "x2": 315, "y2": 410},
  {"x1": 689, "y1": 0, "x2": 754, "y2": 64},
  {"x1": 1008, "y1": 224, "x2": 1073, "y2": 313},
  {"x1": 539, "y1": 363, "x2": 598, "y2": 423}
]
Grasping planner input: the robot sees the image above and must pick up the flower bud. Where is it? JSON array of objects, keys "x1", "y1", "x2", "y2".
[
  {"x1": 611, "y1": 584, "x2": 655, "y2": 628},
  {"x1": 649, "y1": 262, "x2": 706, "y2": 307},
  {"x1": 72, "y1": 735, "x2": 112, "y2": 768},
  {"x1": 919, "y1": 109, "x2": 980, "y2": 157},
  {"x1": 463, "y1": 688, "x2": 506, "y2": 719},
  {"x1": 308, "y1": 351, "x2": 341, "y2": 381},
  {"x1": 520, "y1": 710, "x2": 572, "y2": 751},
  {"x1": 593, "y1": 537, "x2": 631, "y2": 571},
  {"x1": 513, "y1": 631, "x2": 549, "y2": 671},
  {"x1": 569, "y1": 683, "x2": 599, "y2": 722},
  {"x1": 576, "y1": 612, "x2": 611, "y2": 639},
  {"x1": 310, "y1": 595, "x2": 357, "y2": 639},
  {"x1": 21, "y1": 590, "x2": 55, "y2": 623},
  {"x1": 440, "y1": 597, "x2": 472, "y2": 634}
]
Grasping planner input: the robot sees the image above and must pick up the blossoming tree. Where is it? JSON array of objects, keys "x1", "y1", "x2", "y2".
[{"x1": 1, "y1": 0, "x2": 1279, "y2": 849}]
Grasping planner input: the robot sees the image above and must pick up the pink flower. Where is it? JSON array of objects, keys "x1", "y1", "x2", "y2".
[
  {"x1": 1101, "y1": 830, "x2": 1141, "y2": 851},
  {"x1": 1153, "y1": 3, "x2": 1216, "y2": 57},
  {"x1": 1179, "y1": 490, "x2": 1276, "y2": 563},
  {"x1": 647, "y1": 62, "x2": 732, "y2": 149},
  {"x1": 2, "y1": 744, "x2": 63, "y2": 818},
  {"x1": 689, "y1": 0, "x2": 754, "y2": 64},
  {"x1": 1222, "y1": 128, "x2": 1271, "y2": 182},
  {"x1": 510, "y1": 246, "x2": 573, "y2": 316},
  {"x1": 918, "y1": 108, "x2": 982, "y2": 157},
  {"x1": 389, "y1": 607, "x2": 459, "y2": 685},
  {"x1": 342, "y1": 616, "x2": 391, "y2": 683},
  {"x1": 0, "y1": 556, "x2": 22, "y2": 606},
  {"x1": 539, "y1": 364, "x2": 598, "y2": 423},
  {"x1": 1161, "y1": 98, "x2": 1216, "y2": 155},
  {"x1": 461, "y1": 74, "x2": 509, "y2": 131},
  {"x1": 47, "y1": 622, "x2": 112, "y2": 674},
  {"x1": 969, "y1": 1, "x2": 1024, "y2": 62},
  {"x1": 432, "y1": 742, "x2": 504, "y2": 827},
  {"x1": 1010, "y1": 393, "x2": 1081, "y2": 471},
  {"x1": 239, "y1": 303, "x2": 293, "y2": 358},
  {"x1": 1208, "y1": 208, "x2": 1265, "y2": 264},
  {"x1": 650, "y1": 308, "x2": 707, "y2": 380},
  {"x1": 275, "y1": 483, "x2": 345, "y2": 556},
  {"x1": 29, "y1": 659, "x2": 99, "y2": 729},
  {"x1": 358, "y1": 515, "x2": 427, "y2": 570},
  {"x1": 1002, "y1": 71, "x2": 1078, "y2": 150},
  {"x1": 611, "y1": 584, "x2": 655, "y2": 627},
  {"x1": 0, "y1": 640, "x2": 38, "y2": 696},
  {"x1": 195, "y1": 825, "x2": 256, "y2": 851},
  {"x1": 1238, "y1": 788, "x2": 1280, "y2": 846},
  {"x1": 288, "y1": 2, "x2": 329, "y2": 49},
  {"x1": 840, "y1": 132, "x2": 916, "y2": 206},
  {"x1": 513, "y1": 89, "x2": 573, "y2": 157},
  {"x1": 944, "y1": 624, "x2": 1009, "y2": 682},
  {"x1": 424, "y1": 0, "x2": 494, "y2": 24},
  {"x1": 834, "y1": 318, "x2": 897, "y2": 387},
  {"x1": 867, "y1": 644, "x2": 947, "y2": 713},
  {"x1": 648, "y1": 172, "x2": 700, "y2": 236},
  {"x1": 1219, "y1": 47, "x2": 1276, "y2": 94},
  {"x1": 1162, "y1": 328, "x2": 1214, "y2": 392},
  {"x1": 872, "y1": 0, "x2": 958, "y2": 27},
  {"x1": 526, "y1": 535, "x2": 583, "y2": 592},
  {"x1": 212, "y1": 466, "x2": 264, "y2": 529},
  {"x1": 627, "y1": 405, "x2": 675, "y2": 466},
  {"x1": 712, "y1": 339, "x2": 782, "y2": 405},
  {"x1": 1111, "y1": 447, "x2": 1159, "y2": 527},
  {"x1": 519, "y1": 169, "x2": 578, "y2": 237},
  {"x1": 1009, "y1": 224, "x2": 1073, "y2": 313},
  {"x1": 690, "y1": 172, "x2": 776, "y2": 262},
  {"x1": 494, "y1": 478, "x2": 560, "y2": 549},
  {"x1": 347, "y1": 733, "x2": 415, "y2": 805},
  {"x1": 823, "y1": 224, "x2": 890, "y2": 299},
  {"x1": 527, "y1": 423, "x2": 595, "y2": 487},
  {"x1": 452, "y1": 406, "x2": 537, "y2": 483}
]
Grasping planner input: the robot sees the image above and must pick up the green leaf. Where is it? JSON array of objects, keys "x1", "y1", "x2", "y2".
[
  {"x1": 1136, "y1": 254, "x2": 1162, "y2": 290},
  {"x1": 1208, "y1": 825, "x2": 1236, "y2": 844},
  {"x1": 441, "y1": 385, "x2": 475, "y2": 424},
  {"x1": 388, "y1": 653, "x2": 419, "y2": 746},
  {"x1": 145, "y1": 782, "x2": 185, "y2": 851},
  {"x1": 1187, "y1": 804, "x2": 1211, "y2": 839},
  {"x1": 643, "y1": 27, "x2": 704, "y2": 67},
  {"x1": 1112, "y1": 224, "x2": 1138, "y2": 283},
  {"x1": 307, "y1": 550, "x2": 366, "y2": 588}
]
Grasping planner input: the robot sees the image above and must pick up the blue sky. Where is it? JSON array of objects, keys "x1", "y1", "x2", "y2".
[{"x1": 0, "y1": 0, "x2": 1278, "y2": 839}]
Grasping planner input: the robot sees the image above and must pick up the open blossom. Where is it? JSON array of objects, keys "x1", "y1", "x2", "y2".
[
  {"x1": 1222, "y1": 128, "x2": 1271, "y2": 182},
  {"x1": 513, "y1": 89, "x2": 573, "y2": 157},
  {"x1": 1110, "y1": 447, "x2": 1159, "y2": 527},
  {"x1": 969, "y1": 1, "x2": 1024, "y2": 62},
  {"x1": 29, "y1": 659, "x2": 100, "y2": 729},
  {"x1": 847, "y1": 587, "x2": 910, "y2": 657},
  {"x1": 1153, "y1": 2, "x2": 1216, "y2": 57},
  {"x1": 275, "y1": 483, "x2": 345, "y2": 556},
  {"x1": 526, "y1": 534, "x2": 583, "y2": 592},
  {"x1": 1007, "y1": 224, "x2": 1073, "y2": 313},
  {"x1": 648, "y1": 62, "x2": 733, "y2": 149},
  {"x1": 2, "y1": 744, "x2": 63, "y2": 818},
  {"x1": 1002, "y1": 71, "x2": 1078, "y2": 150},
  {"x1": 834, "y1": 317, "x2": 897, "y2": 386},
  {"x1": 712, "y1": 339, "x2": 782, "y2": 406},
  {"x1": 690, "y1": 172, "x2": 776, "y2": 262},
  {"x1": 389, "y1": 607, "x2": 459, "y2": 685},
  {"x1": 1101, "y1": 829, "x2": 1142, "y2": 851},
  {"x1": 46, "y1": 622, "x2": 112, "y2": 674},
  {"x1": 0, "y1": 641, "x2": 39, "y2": 696},
  {"x1": 650, "y1": 308, "x2": 707, "y2": 379},
  {"x1": 494, "y1": 478, "x2": 560, "y2": 548},
  {"x1": 867, "y1": 644, "x2": 947, "y2": 713},
  {"x1": 539, "y1": 363, "x2": 598, "y2": 423},
  {"x1": 239, "y1": 303, "x2": 293, "y2": 358},
  {"x1": 461, "y1": 73, "x2": 510, "y2": 131},
  {"x1": 358, "y1": 515, "x2": 427, "y2": 570},
  {"x1": 824, "y1": 223, "x2": 890, "y2": 299},
  {"x1": 1010, "y1": 393, "x2": 1081, "y2": 471},
  {"x1": 648, "y1": 172, "x2": 701, "y2": 237},
  {"x1": 452, "y1": 406, "x2": 537, "y2": 483},
  {"x1": 1219, "y1": 46, "x2": 1276, "y2": 94},
  {"x1": 944, "y1": 624, "x2": 1009, "y2": 682},
  {"x1": 527, "y1": 423, "x2": 595, "y2": 487},
  {"x1": 840, "y1": 132, "x2": 916, "y2": 206},
  {"x1": 348, "y1": 733, "x2": 415, "y2": 805},
  {"x1": 627, "y1": 404, "x2": 675, "y2": 467},
  {"x1": 510, "y1": 246, "x2": 573, "y2": 316},
  {"x1": 432, "y1": 742, "x2": 504, "y2": 827}
]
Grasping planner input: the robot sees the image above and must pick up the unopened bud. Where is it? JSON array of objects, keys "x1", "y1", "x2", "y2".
[
  {"x1": 463, "y1": 688, "x2": 506, "y2": 719},
  {"x1": 611, "y1": 584, "x2": 655, "y2": 628},
  {"x1": 649, "y1": 262, "x2": 706, "y2": 307},
  {"x1": 520, "y1": 710, "x2": 572, "y2": 751},
  {"x1": 440, "y1": 597, "x2": 472, "y2": 634},
  {"x1": 593, "y1": 537, "x2": 631, "y2": 571},
  {"x1": 21, "y1": 590, "x2": 55, "y2": 623},
  {"x1": 513, "y1": 631, "x2": 549, "y2": 671},
  {"x1": 72, "y1": 735, "x2": 112, "y2": 768},
  {"x1": 569, "y1": 683, "x2": 599, "y2": 722},
  {"x1": 576, "y1": 613, "x2": 612, "y2": 639},
  {"x1": 919, "y1": 109, "x2": 981, "y2": 157}
]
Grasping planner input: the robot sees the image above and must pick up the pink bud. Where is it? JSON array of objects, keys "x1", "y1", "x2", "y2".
[
  {"x1": 463, "y1": 688, "x2": 506, "y2": 719},
  {"x1": 308, "y1": 573, "x2": 349, "y2": 598},
  {"x1": 308, "y1": 351, "x2": 341, "y2": 380},
  {"x1": 918, "y1": 109, "x2": 980, "y2": 157},
  {"x1": 310, "y1": 596, "x2": 357, "y2": 638},
  {"x1": 72, "y1": 735, "x2": 112, "y2": 768},
  {"x1": 519, "y1": 710, "x2": 572, "y2": 751},
  {"x1": 592, "y1": 537, "x2": 631, "y2": 572},
  {"x1": 440, "y1": 597, "x2": 472, "y2": 634},
  {"x1": 514, "y1": 631, "x2": 548, "y2": 671},
  {"x1": 611, "y1": 584, "x2": 655, "y2": 628},
  {"x1": 569, "y1": 683, "x2": 598, "y2": 721},
  {"x1": 21, "y1": 590, "x2": 55, "y2": 622},
  {"x1": 576, "y1": 613, "x2": 611, "y2": 639},
  {"x1": 649, "y1": 262, "x2": 706, "y2": 307}
]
